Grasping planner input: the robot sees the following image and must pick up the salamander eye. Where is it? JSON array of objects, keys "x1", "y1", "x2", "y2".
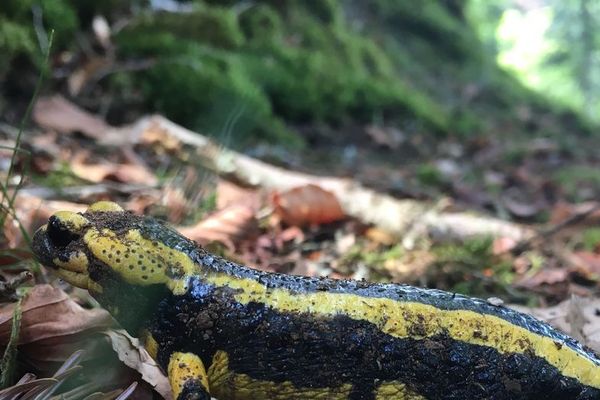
[{"x1": 47, "y1": 215, "x2": 80, "y2": 248}]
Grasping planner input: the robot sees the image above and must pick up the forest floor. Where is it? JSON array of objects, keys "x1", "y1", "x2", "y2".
[
  {"x1": 1, "y1": 93, "x2": 600, "y2": 398},
  {"x1": 2, "y1": 2, "x2": 600, "y2": 397}
]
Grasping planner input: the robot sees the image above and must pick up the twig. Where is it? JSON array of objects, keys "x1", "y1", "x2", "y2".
[
  {"x1": 511, "y1": 202, "x2": 600, "y2": 255},
  {"x1": 0, "y1": 271, "x2": 33, "y2": 302}
]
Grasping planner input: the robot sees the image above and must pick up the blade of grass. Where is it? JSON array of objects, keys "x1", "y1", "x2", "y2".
[
  {"x1": 1, "y1": 30, "x2": 54, "y2": 253},
  {"x1": 113, "y1": 382, "x2": 137, "y2": 400},
  {"x1": 35, "y1": 350, "x2": 86, "y2": 400},
  {"x1": 4, "y1": 29, "x2": 54, "y2": 191},
  {"x1": 0, "y1": 299, "x2": 22, "y2": 389},
  {"x1": 0, "y1": 378, "x2": 57, "y2": 400}
]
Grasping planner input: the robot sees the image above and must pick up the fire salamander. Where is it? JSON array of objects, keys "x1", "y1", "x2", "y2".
[{"x1": 32, "y1": 201, "x2": 600, "y2": 400}]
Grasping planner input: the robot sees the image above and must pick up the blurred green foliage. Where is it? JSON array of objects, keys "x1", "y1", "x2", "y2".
[
  {"x1": 469, "y1": 0, "x2": 600, "y2": 124},
  {"x1": 433, "y1": 237, "x2": 517, "y2": 298},
  {"x1": 1, "y1": 0, "x2": 593, "y2": 145},
  {"x1": 582, "y1": 228, "x2": 600, "y2": 251},
  {"x1": 113, "y1": 1, "x2": 453, "y2": 144}
]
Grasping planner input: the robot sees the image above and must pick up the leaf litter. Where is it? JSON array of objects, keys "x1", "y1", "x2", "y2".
[{"x1": 3, "y1": 82, "x2": 600, "y2": 399}]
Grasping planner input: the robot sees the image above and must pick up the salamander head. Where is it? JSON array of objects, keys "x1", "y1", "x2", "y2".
[{"x1": 32, "y1": 201, "x2": 201, "y2": 330}]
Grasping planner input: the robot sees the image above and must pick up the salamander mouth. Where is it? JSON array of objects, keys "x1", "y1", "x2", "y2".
[
  {"x1": 32, "y1": 225, "x2": 58, "y2": 268},
  {"x1": 32, "y1": 224, "x2": 100, "y2": 292}
]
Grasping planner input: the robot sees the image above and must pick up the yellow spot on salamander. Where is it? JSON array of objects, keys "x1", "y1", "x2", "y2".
[
  {"x1": 53, "y1": 211, "x2": 89, "y2": 231},
  {"x1": 168, "y1": 352, "x2": 209, "y2": 399},
  {"x1": 141, "y1": 330, "x2": 159, "y2": 360},
  {"x1": 86, "y1": 201, "x2": 124, "y2": 212},
  {"x1": 208, "y1": 350, "x2": 353, "y2": 400},
  {"x1": 53, "y1": 251, "x2": 88, "y2": 273},
  {"x1": 375, "y1": 381, "x2": 425, "y2": 399},
  {"x1": 56, "y1": 268, "x2": 103, "y2": 293}
]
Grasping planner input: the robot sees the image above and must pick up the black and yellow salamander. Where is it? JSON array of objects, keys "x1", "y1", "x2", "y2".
[{"x1": 32, "y1": 201, "x2": 600, "y2": 400}]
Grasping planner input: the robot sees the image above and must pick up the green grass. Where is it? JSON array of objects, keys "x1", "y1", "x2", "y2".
[{"x1": 0, "y1": 31, "x2": 53, "y2": 388}]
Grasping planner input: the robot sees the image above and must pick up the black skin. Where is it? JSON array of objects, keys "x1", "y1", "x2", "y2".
[
  {"x1": 32, "y1": 210, "x2": 600, "y2": 400},
  {"x1": 146, "y1": 277, "x2": 600, "y2": 400}
]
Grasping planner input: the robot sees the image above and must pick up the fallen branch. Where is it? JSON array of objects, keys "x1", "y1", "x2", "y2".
[{"x1": 122, "y1": 116, "x2": 535, "y2": 244}]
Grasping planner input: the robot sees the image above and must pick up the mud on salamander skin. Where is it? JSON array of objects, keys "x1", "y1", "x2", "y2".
[{"x1": 32, "y1": 201, "x2": 600, "y2": 400}]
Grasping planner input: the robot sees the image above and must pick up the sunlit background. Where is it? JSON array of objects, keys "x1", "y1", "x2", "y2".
[{"x1": 469, "y1": 0, "x2": 600, "y2": 121}]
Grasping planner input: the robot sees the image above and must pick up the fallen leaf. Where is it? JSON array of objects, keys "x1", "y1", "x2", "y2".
[
  {"x1": 364, "y1": 227, "x2": 396, "y2": 246},
  {"x1": 178, "y1": 204, "x2": 258, "y2": 251},
  {"x1": 140, "y1": 124, "x2": 182, "y2": 155},
  {"x1": 68, "y1": 57, "x2": 112, "y2": 96},
  {"x1": 365, "y1": 125, "x2": 405, "y2": 150},
  {"x1": 271, "y1": 184, "x2": 345, "y2": 227},
  {"x1": 384, "y1": 250, "x2": 434, "y2": 283},
  {"x1": 71, "y1": 151, "x2": 158, "y2": 186},
  {"x1": 278, "y1": 226, "x2": 305, "y2": 244},
  {"x1": 103, "y1": 329, "x2": 172, "y2": 400},
  {"x1": 216, "y1": 179, "x2": 261, "y2": 211},
  {"x1": 515, "y1": 267, "x2": 569, "y2": 289},
  {"x1": 33, "y1": 96, "x2": 112, "y2": 139},
  {"x1": 0, "y1": 285, "x2": 113, "y2": 363},
  {"x1": 160, "y1": 187, "x2": 189, "y2": 223},
  {"x1": 492, "y1": 237, "x2": 517, "y2": 255},
  {"x1": 568, "y1": 251, "x2": 600, "y2": 281},
  {"x1": 550, "y1": 201, "x2": 600, "y2": 225},
  {"x1": 3, "y1": 195, "x2": 87, "y2": 250}
]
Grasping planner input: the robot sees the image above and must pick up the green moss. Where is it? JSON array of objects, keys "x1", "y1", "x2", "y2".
[
  {"x1": 239, "y1": 4, "x2": 283, "y2": 43},
  {"x1": 124, "y1": 7, "x2": 244, "y2": 49},
  {"x1": 114, "y1": 2, "x2": 450, "y2": 140},
  {"x1": 371, "y1": 1, "x2": 478, "y2": 60},
  {"x1": 303, "y1": 0, "x2": 339, "y2": 24},
  {"x1": 433, "y1": 237, "x2": 518, "y2": 298},
  {"x1": 582, "y1": 228, "x2": 600, "y2": 251},
  {"x1": 339, "y1": 243, "x2": 405, "y2": 277},
  {"x1": 416, "y1": 163, "x2": 444, "y2": 187},
  {"x1": 41, "y1": 0, "x2": 79, "y2": 49},
  {"x1": 0, "y1": 17, "x2": 35, "y2": 77},
  {"x1": 30, "y1": 161, "x2": 85, "y2": 189},
  {"x1": 0, "y1": 0, "x2": 81, "y2": 79}
]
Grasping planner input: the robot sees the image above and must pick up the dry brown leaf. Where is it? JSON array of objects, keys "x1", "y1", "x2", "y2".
[
  {"x1": 364, "y1": 227, "x2": 396, "y2": 246},
  {"x1": 103, "y1": 329, "x2": 172, "y2": 400},
  {"x1": 160, "y1": 187, "x2": 189, "y2": 223},
  {"x1": 271, "y1": 184, "x2": 345, "y2": 227},
  {"x1": 216, "y1": 179, "x2": 261, "y2": 211},
  {"x1": 365, "y1": 125, "x2": 405, "y2": 149},
  {"x1": 0, "y1": 285, "x2": 113, "y2": 362},
  {"x1": 568, "y1": 251, "x2": 600, "y2": 281},
  {"x1": 3, "y1": 195, "x2": 87, "y2": 250},
  {"x1": 140, "y1": 124, "x2": 182, "y2": 155},
  {"x1": 68, "y1": 57, "x2": 113, "y2": 96},
  {"x1": 71, "y1": 152, "x2": 158, "y2": 186},
  {"x1": 384, "y1": 250, "x2": 434, "y2": 283},
  {"x1": 33, "y1": 96, "x2": 112, "y2": 139},
  {"x1": 178, "y1": 204, "x2": 258, "y2": 251},
  {"x1": 514, "y1": 267, "x2": 569, "y2": 289},
  {"x1": 550, "y1": 201, "x2": 600, "y2": 225},
  {"x1": 492, "y1": 237, "x2": 517, "y2": 255}
]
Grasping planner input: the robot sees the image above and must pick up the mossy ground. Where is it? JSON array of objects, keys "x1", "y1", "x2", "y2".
[{"x1": 2, "y1": 1, "x2": 593, "y2": 146}]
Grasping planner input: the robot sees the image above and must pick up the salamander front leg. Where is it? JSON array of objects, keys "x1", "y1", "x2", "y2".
[{"x1": 168, "y1": 352, "x2": 211, "y2": 400}]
